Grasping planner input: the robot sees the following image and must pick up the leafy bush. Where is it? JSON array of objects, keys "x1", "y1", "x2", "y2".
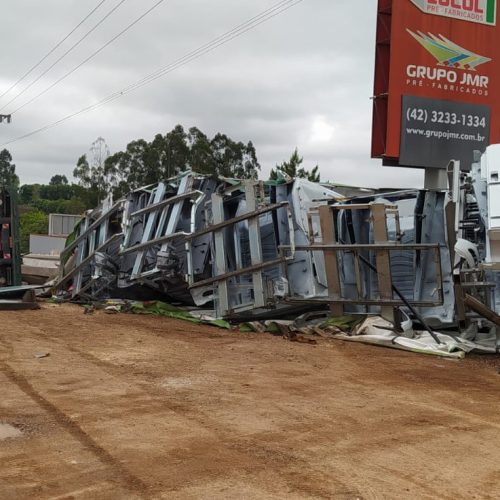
[{"x1": 19, "y1": 210, "x2": 48, "y2": 254}]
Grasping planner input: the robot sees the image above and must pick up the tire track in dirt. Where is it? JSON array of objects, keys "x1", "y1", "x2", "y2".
[
  {"x1": 0, "y1": 334, "x2": 14, "y2": 358},
  {"x1": 6, "y1": 306, "x2": 500, "y2": 498},
  {"x1": 24, "y1": 328, "x2": 361, "y2": 498},
  {"x1": 1, "y1": 324, "x2": 303, "y2": 496},
  {"x1": 0, "y1": 361, "x2": 151, "y2": 498},
  {"x1": 9, "y1": 317, "x2": 238, "y2": 429},
  {"x1": 61, "y1": 343, "x2": 371, "y2": 498}
]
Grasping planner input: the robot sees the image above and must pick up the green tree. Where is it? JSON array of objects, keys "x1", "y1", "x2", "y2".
[
  {"x1": 73, "y1": 137, "x2": 112, "y2": 205},
  {"x1": 104, "y1": 139, "x2": 151, "y2": 197},
  {"x1": 0, "y1": 149, "x2": 19, "y2": 189},
  {"x1": 210, "y1": 134, "x2": 259, "y2": 179},
  {"x1": 105, "y1": 126, "x2": 191, "y2": 197},
  {"x1": 19, "y1": 180, "x2": 91, "y2": 213},
  {"x1": 19, "y1": 184, "x2": 40, "y2": 205},
  {"x1": 104, "y1": 125, "x2": 260, "y2": 197},
  {"x1": 39, "y1": 182, "x2": 74, "y2": 201},
  {"x1": 50, "y1": 174, "x2": 68, "y2": 186},
  {"x1": 31, "y1": 198, "x2": 86, "y2": 215},
  {"x1": 270, "y1": 148, "x2": 320, "y2": 182},
  {"x1": 155, "y1": 124, "x2": 190, "y2": 178},
  {"x1": 19, "y1": 210, "x2": 49, "y2": 254},
  {"x1": 187, "y1": 127, "x2": 215, "y2": 175}
]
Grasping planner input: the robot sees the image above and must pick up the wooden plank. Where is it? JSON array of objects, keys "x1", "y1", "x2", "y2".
[
  {"x1": 464, "y1": 294, "x2": 500, "y2": 327},
  {"x1": 318, "y1": 205, "x2": 343, "y2": 316},
  {"x1": 371, "y1": 203, "x2": 394, "y2": 323}
]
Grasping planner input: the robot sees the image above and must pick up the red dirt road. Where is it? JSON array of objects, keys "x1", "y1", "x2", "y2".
[{"x1": 1, "y1": 303, "x2": 500, "y2": 499}]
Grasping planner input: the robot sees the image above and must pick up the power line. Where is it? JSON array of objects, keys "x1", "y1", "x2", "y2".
[
  {"x1": 5, "y1": 0, "x2": 303, "y2": 141},
  {"x1": 41, "y1": 0, "x2": 298, "y2": 113},
  {"x1": 0, "y1": 0, "x2": 128, "y2": 113},
  {"x1": 0, "y1": 0, "x2": 108, "y2": 102},
  {"x1": 106, "y1": 0, "x2": 301, "y2": 102},
  {"x1": 10, "y1": 0, "x2": 167, "y2": 116},
  {"x1": 1, "y1": 0, "x2": 305, "y2": 147}
]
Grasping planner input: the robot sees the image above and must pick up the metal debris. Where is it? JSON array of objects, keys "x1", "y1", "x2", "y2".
[
  {"x1": 51, "y1": 156, "x2": 500, "y2": 355},
  {"x1": 0, "y1": 285, "x2": 41, "y2": 311}
]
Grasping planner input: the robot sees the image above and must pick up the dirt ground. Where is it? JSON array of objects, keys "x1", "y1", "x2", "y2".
[{"x1": 1, "y1": 304, "x2": 500, "y2": 499}]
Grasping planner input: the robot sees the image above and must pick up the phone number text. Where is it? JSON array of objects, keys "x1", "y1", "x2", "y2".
[{"x1": 406, "y1": 108, "x2": 487, "y2": 128}]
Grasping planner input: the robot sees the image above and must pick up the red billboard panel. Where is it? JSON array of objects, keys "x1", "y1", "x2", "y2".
[{"x1": 372, "y1": 0, "x2": 500, "y2": 169}]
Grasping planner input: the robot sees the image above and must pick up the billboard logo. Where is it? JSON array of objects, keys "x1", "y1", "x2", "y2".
[
  {"x1": 410, "y1": 0, "x2": 497, "y2": 25},
  {"x1": 406, "y1": 31, "x2": 491, "y2": 95},
  {"x1": 407, "y1": 30, "x2": 491, "y2": 70}
]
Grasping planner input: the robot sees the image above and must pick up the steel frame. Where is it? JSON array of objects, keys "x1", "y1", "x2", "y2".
[
  {"x1": 57, "y1": 201, "x2": 124, "y2": 299},
  {"x1": 187, "y1": 181, "x2": 295, "y2": 317},
  {"x1": 286, "y1": 203, "x2": 445, "y2": 312},
  {"x1": 280, "y1": 244, "x2": 443, "y2": 307}
]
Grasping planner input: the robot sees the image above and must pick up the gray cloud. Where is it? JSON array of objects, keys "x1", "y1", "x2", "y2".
[{"x1": 0, "y1": 0, "x2": 423, "y2": 188}]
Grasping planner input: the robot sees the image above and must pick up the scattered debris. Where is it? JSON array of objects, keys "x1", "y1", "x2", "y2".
[
  {"x1": 87, "y1": 300, "x2": 233, "y2": 329},
  {"x1": 46, "y1": 159, "x2": 500, "y2": 357},
  {"x1": 22, "y1": 254, "x2": 60, "y2": 285},
  {"x1": 0, "y1": 285, "x2": 43, "y2": 311},
  {"x1": 464, "y1": 294, "x2": 500, "y2": 328},
  {"x1": 104, "y1": 305, "x2": 120, "y2": 314},
  {"x1": 283, "y1": 331, "x2": 318, "y2": 345},
  {"x1": 83, "y1": 304, "x2": 95, "y2": 315},
  {"x1": 330, "y1": 317, "x2": 498, "y2": 358}
]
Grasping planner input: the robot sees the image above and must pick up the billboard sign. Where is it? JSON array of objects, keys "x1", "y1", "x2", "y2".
[
  {"x1": 372, "y1": 0, "x2": 500, "y2": 169},
  {"x1": 410, "y1": 0, "x2": 497, "y2": 26},
  {"x1": 400, "y1": 95, "x2": 490, "y2": 167}
]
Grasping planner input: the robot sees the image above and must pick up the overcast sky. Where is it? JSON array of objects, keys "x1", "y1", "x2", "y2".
[{"x1": 0, "y1": 0, "x2": 424, "y2": 188}]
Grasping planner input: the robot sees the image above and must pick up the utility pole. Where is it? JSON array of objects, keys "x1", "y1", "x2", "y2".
[{"x1": 0, "y1": 115, "x2": 11, "y2": 124}]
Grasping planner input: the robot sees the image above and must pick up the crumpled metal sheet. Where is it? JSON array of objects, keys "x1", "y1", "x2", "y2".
[{"x1": 332, "y1": 317, "x2": 496, "y2": 358}]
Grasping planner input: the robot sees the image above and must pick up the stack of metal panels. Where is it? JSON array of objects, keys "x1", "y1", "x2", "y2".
[{"x1": 54, "y1": 172, "x2": 452, "y2": 323}]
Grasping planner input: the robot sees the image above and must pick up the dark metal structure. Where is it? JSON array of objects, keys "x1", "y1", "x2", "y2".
[
  {"x1": 0, "y1": 188, "x2": 21, "y2": 287},
  {"x1": 0, "y1": 188, "x2": 40, "y2": 310}
]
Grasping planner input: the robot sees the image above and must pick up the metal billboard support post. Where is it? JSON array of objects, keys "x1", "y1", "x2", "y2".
[{"x1": 424, "y1": 168, "x2": 448, "y2": 191}]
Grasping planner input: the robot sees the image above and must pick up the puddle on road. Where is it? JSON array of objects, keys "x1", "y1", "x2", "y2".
[{"x1": 0, "y1": 423, "x2": 22, "y2": 440}]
